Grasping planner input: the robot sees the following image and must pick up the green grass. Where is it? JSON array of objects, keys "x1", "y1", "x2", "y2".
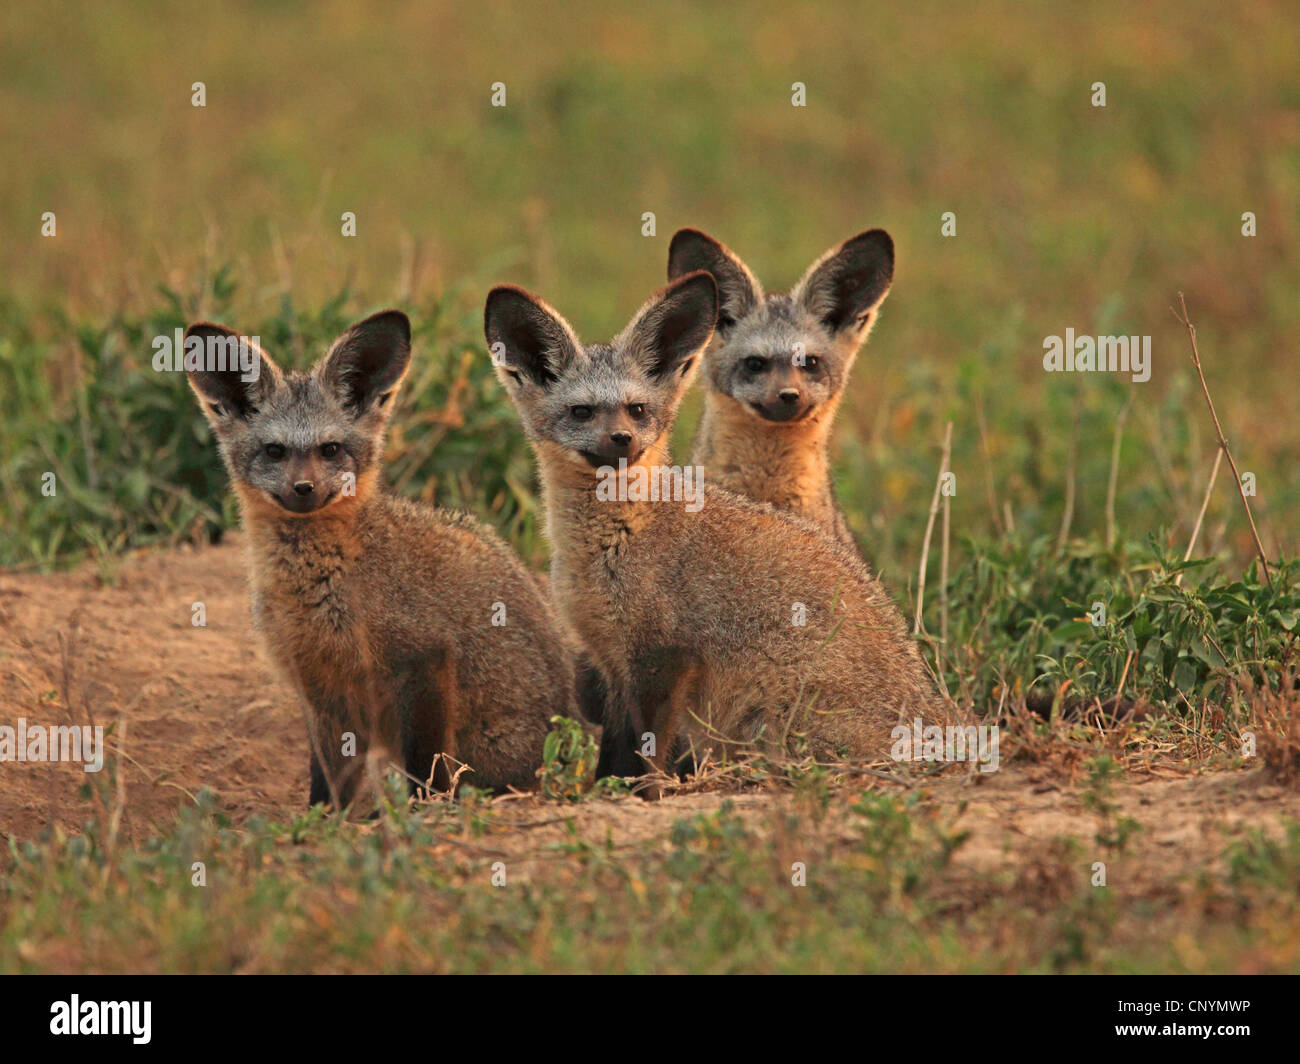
[
  {"x1": 3, "y1": 777, "x2": 1296, "y2": 973},
  {"x1": 933, "y1": 536, "x2": 1300, "y2": 715}
]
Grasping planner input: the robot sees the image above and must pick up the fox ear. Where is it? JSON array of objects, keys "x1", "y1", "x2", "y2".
[
  {"x1": 321, "y1": 310, "x2": 411, "y2": 415},
  {"x1": 623, "y1": 271, "x2": 718, "y2": 381},
  {"x1": 484, "y1": 286, "x2": 581, "y2": 388},
  {"x1": 185, "y1": 323, "x2": 282, "y2": 422},
  {"x1": 794, "y1": 229, "x2": 894, "y2": 339},
  {"x1": 667, "y1": 228, "x2": 760, "y2": 334}
]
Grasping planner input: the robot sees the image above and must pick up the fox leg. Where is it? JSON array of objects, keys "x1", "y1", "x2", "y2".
[
  {"x1": 401, "y1": 648, "x2": 459, "y2": 797},
  {"x1": 574, "y1": 654, "x2": 609, "y2": 726},
  {"x1": 309, "y1": 751, "x2": 330, "y2": 807},
  {"x1": 595, "y1": 672, "x2": 643, "y2": 780},
  {"x1": 628, "y1": 646, "x2": 703, "y2": 798}
]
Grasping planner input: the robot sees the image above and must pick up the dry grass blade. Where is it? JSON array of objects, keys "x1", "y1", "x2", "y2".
[
  {"x1": 1105, "y1": 395, "x2": 1133, "y2": 548},
  {"x1": 914, "y1": 420, "x2": 953, "y2": 637},
  {"x1": 1171, "y1": 293, "x2": 1271, "y2": 588},
  {"x1": 1175, "y1": 448, "x2": 1223, "y2": 587}
]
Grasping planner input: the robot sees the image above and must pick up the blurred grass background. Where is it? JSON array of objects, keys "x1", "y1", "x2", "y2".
[{"x1": 1, "y1": 0, "x2": 1298, "y2": 588}]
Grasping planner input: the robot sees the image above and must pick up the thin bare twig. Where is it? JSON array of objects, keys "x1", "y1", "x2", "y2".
[
  {"x1": 1105, "y1": 395, "x2": 1133, "y2": 548},
  {"x1": 1114, "y1": 649, "x2": 1135, "y2": 709},
  {"x1": 914, "y1": 421, "x2": 954, "y2": 637},
  {"x1": 940, "y1": 488, "x2": 951, "y2": 647},
  {"x1": 1057, "y1": 392, "x2": 1081, "y2": 551},
  {"x1": 101, "y1": 717, "x2": 129, "y2": 887},
  {"x1": 975, "y1": 391, "x2": 1005, "y2": 536},
  {"x1": 1171, "y1": 293, "x2": 1271, "y2": 588},
  {"x1": 1175, "y1": 448, "x2": 1223, "y2": 587}
]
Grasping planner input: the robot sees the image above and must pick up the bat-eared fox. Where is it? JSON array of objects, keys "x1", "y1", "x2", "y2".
[
  {"x1": 185, "y1": 311, "x2": 575, "y2": 809},
  {"x1": 485, "y1": 272, "x2": 942, "y2": 792},
  {"x1": 668, "y1": 228, "x2": 894, "y2": 549}
]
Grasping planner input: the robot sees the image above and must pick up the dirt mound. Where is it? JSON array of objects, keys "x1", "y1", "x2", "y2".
[
  {"x1": 1, "y1": 540, "x2": 1296, "y2": 881},
  {"x1": 0, "y1": 538, "x2": 302, "y2": 841}
]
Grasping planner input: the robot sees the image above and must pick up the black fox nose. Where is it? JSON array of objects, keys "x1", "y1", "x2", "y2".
[
  {"x1": 293, "y1": 481, "x2": 315, "y2": 496},
  {"x1": 609, "y1": 431, "x2": 632, "y2": 446},
  {"x1": 778, "y1": 389, "x2": 800, "y2": 404}
]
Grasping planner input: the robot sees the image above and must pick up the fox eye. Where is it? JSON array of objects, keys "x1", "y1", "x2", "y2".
[
  {"x1": 570, "y1": 405, "x2": 593, "y2": 421},
  {"x1": 264, "y1": 443, "x2": 286, "y2": 460},
  {"x1": 800, "y1": 356, "x2": 820, "y2": 371},
  {"x1": 744, "y1": 356, "x2": 766, "y2": 373},
  {"x1": 627, "y1": 403, "x2": 645, "y2": 420},
  {"x1": 320, "y1": 442, "x2": 341, "y2": 458}
]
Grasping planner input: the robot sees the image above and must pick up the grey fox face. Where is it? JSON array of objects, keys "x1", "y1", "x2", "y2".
[
  {"x1": 485, "y1": 273, "x2": 717, "y2": 471},
  {"x1": 186, "y1": 311, "x2": 410, "y2": 514},
  {"x1": 668, "y1": 228, "x2": 893, "y2": 424}
]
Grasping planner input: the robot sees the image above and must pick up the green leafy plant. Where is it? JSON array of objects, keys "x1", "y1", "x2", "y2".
[{"x1": 539, "y1": 716, "x2": 598, "y2": 800}]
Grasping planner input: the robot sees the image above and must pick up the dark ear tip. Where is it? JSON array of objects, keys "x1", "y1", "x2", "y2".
[
  {"x1": 483, "y1": 285, "x2": 549, "y2": 343},
  {"x1": 369, "y1": 308, "x2": 411, "y2": 342},
  {"x1": 669, "y1": 227, "x2": 714, "y2": 251},
  {"x1": 484, "y1": 284, "x2": 525, "y2": 322},
  {"x1": 485, "y1": 284, "x2": 538, "y2": 308},
  {"x1": 667, "y1": 228, "x2": 720, "y2": 271},
  {"x1": 854, "y1": 228, "x2": 895, "y2": 258},
  {"x1": 184, "y1": 321, "x2": 228, "y2": 341}
]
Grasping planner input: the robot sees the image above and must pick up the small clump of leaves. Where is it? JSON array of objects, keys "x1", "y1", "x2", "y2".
[{"x1": 931, "y1": 534, "x2": 1299, "y2": 719}]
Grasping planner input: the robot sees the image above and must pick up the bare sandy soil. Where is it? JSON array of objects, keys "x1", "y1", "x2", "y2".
[
  {"x1": 0, "y1": 537, "x2": 303, "y2": 841},
  {"x1": 1, "y1": 538, "x2": 1296, "y2": 884}
]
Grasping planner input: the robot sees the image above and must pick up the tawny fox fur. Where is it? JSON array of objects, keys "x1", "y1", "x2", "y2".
[
  {"x1": 668, "y1": 228, "x2": 895, "y2": 548},
  {"x1": 485, "y1": 273, "x2": 944, "y2": 786},
  {"x1": 185, "y1": 310, "x2": 574, "y2": 808}
]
